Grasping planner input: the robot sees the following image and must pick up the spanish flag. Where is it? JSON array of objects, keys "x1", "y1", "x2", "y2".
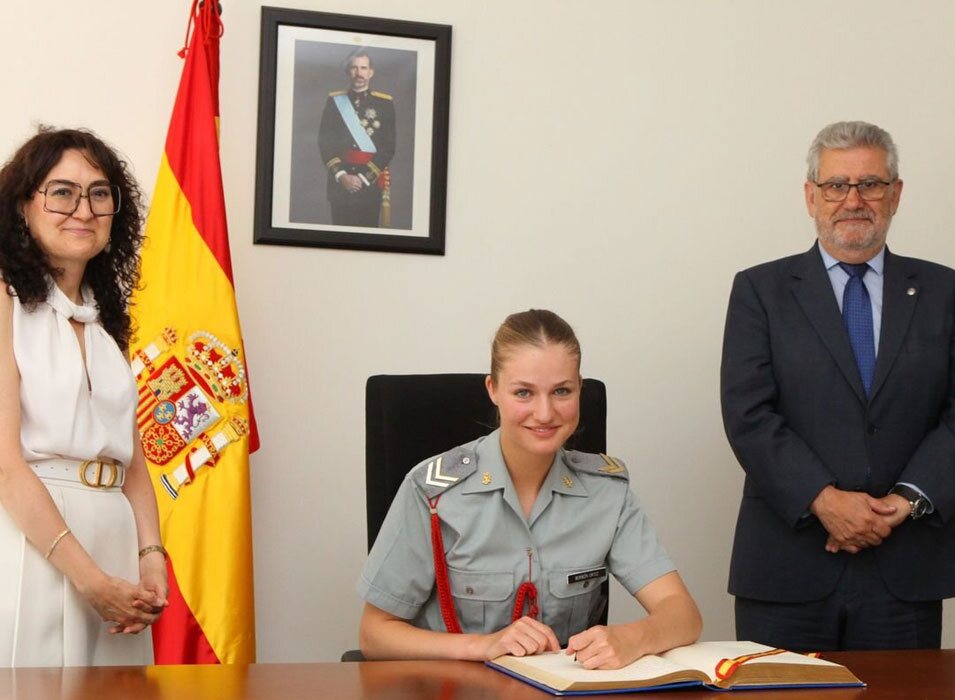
[{"x1": 131, "y1": 0, "x2": 258, "y2": 664}]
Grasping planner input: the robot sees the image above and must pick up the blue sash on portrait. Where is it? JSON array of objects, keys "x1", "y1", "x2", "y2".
[{"x1": 333, "y1": 94, "x2": 377, "y2": 153}]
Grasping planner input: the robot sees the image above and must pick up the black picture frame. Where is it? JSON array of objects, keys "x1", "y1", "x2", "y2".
[{"x1": 253, "y1": 7, "x2": 451, "y2": 254}]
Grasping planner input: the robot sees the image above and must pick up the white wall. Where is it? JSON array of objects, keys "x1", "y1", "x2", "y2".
[{"x1": 3, "y1": 0, "x2": 954, "y2": 661}]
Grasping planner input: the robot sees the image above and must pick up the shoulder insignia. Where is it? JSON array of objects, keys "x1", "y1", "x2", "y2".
[
  {"x1": 370, "y1": 90, "x2": 393, "y2": 100},
  {"x1": 563, "y1": 451, "x2": 630, "y2": 481},
  {"x1": 411, "y1": 446, "x2": 479, "y2": 499},
  {"x1": 329, "y1": 90, "x2": 347, "y2": 97}
]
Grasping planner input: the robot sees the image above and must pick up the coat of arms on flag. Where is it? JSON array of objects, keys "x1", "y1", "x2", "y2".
[{"x1": 133, "y1": 328, "x2": 250, "y2": 500}]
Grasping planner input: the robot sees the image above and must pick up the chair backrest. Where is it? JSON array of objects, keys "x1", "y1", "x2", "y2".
[{"x1": 364, "y1": 373, "x2": 608, "y2": 550}]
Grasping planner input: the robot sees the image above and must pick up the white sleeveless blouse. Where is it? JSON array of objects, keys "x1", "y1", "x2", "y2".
[
  {"x1": 13, "y1": 283, "x2": 136, "y2": 465},
  {"x1": 0, "y1": 282, "x2": 150, "y2": 666}
]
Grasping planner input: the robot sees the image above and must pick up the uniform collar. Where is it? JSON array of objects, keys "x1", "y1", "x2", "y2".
[
  {"x1": 461, "y1": 430, "x2": 510, "y2": 495},
  {"x1": 550, "y1": 451, "x2": 589, "y2": 497},
  {"x1": 460, "y1": 430, "x2": 589, "y2": 498}
]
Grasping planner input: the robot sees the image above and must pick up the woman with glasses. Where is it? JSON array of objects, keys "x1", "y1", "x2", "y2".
[
  {"x1": 0, "y1": 128, "x2": 166, "y2": 666},
  {"x1": 358, "y1": 309, "x2": 701, "y2": 668}
]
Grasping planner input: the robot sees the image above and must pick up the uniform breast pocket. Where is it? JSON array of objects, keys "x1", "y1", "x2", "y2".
[
  {"x1": 547, "y1": 566, "x2": 608, "y2": 645},
  {"x1": 448, "y1": 567, "x2": 514, "y2": 634}
]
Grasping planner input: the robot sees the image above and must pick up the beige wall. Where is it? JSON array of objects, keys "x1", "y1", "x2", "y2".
[{"x1": 3, "y1": 1, "x2": 954, "y2": 661}]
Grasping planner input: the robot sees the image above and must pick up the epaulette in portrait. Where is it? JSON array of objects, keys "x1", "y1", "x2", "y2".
[
  {"x1": 370, "y1": 90, "x2": 393, "y2": 100},
  {"x1": 563, "y1": 451, "x2": 630, "y2": 481},
  {"x1": 329, "y1": 90, "x2": 347, "y2": 97},
  {"x1": 410, "y1": 445, "x2": 479, "y2": 500}
]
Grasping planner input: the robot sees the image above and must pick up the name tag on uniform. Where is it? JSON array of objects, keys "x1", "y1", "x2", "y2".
[{"x1": 568, "y1": 567, "x2": 606, "y2": 584}]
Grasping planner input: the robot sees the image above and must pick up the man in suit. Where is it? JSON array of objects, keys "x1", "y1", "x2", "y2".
[
  {"x1": 318, "y1": 51, "x2": 396, "y2": 227},
  {"x1": 721, "y1": 121, "x2": 955, "y2": 651}
]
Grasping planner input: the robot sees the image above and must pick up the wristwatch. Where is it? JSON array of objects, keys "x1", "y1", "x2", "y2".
[{"x1": 889, "y1": 484, "x2": 929, "y2": 520}]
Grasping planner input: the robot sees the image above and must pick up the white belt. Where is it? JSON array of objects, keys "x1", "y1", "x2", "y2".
[{"x1": 31, "y1": 458, "x2": 126, "y2": 489}]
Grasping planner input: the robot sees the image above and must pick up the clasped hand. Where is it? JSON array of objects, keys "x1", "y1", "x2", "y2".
[
  {"x1": 339, "y1": 174, "x2": 364, "y2": 193},
  {"x1": 83, "y1": 569, "x2": 168, "y2": 635},
  {"x1": 811, "y1": 486, "x2": 908, "y2": 554}
]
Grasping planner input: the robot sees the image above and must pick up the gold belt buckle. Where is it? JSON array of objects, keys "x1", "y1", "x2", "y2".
[{"x1": 79, "y1": 460, "x2": 119, "y2": 488}]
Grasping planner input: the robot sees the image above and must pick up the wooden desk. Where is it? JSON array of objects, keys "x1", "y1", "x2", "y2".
[{"x1": 0, "y1": 650, "x2": 951, "y2": 700}]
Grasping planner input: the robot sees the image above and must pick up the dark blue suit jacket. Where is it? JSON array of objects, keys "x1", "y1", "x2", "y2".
[{"x1": 721, "y1": 244, "x2": 955, "y2": 603}]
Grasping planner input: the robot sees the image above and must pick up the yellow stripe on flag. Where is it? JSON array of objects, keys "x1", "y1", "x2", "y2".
[
  {"x1": 137, "y1": 158, "x2": 243, "y2": 337},
  {"x1": 134, "y1": 158, "x2": 255, "y2": 663}
]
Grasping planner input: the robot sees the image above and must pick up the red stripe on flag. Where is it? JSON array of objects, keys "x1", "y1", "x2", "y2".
[
  {"x1": 164, "y1": 0, "x2": 232, "y2": 283},
  {"x1": 151, "y1": 557, "x2": 220, "y2": 665}
]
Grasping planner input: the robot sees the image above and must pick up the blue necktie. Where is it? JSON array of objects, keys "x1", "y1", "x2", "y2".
[{"x1": 839, "y1": 263, "x2": 875, "y2": 397}]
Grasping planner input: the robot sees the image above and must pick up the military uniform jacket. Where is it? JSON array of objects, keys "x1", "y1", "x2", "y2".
[
  {"x1": 318, "y1": 89, "x2": 396, "y2": 188},
  {"x1": 358, "y1": 430, "x2": 675, "y2": 644}
]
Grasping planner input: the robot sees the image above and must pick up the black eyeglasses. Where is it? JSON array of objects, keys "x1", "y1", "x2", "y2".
[
  {"x1": 813, "y1": 179, "x2": 896, "y2": 203},
  {"x1": 37, "y1": 179, "x2": 121, "y2": 217}
]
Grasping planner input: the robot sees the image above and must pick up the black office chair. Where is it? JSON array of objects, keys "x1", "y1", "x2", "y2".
[{"x1": 344, "y1": 373, "x2": 608, "y2": 661}]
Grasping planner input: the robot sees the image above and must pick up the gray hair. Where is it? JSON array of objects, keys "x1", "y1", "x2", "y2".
[{"x1": 806, "y1": 121, "x2": 899, "y2": 181}]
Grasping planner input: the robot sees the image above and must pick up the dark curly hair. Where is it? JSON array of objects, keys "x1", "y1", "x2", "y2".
[{"x1": 0, "y1": 127, "x2": 145, "y2": 350}]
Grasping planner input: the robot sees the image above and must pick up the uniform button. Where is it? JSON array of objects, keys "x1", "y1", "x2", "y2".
[
  {"x1": 465, "y1": 586, "x2": 474, "y2": 595},
  {"x1": 866, "y1": 424, "x2": 878, "y2": 435},
  {"x1": 462, "y1": 457, "x2": 470, "y2": 465},
  {"x1": 582, "y1": 580, "x2": 590, "y2": 589}
]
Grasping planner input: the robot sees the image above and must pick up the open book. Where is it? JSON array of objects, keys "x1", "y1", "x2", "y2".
[{"x1": 487, "y1": 640, "x2": 864, "y2": 695}]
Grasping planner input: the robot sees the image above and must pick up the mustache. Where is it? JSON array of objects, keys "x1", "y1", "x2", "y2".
[{"x1": 832, "y1": 208, "x2": 874, "y2": 222}]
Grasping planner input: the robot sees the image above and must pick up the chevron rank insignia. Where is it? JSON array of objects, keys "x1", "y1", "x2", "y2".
[
  {"x1": 598, "y1": 454, "x2": 626, "y2": 473},
  {"x1": 412, "y1": 446, "x2": 478, "y2": 499},
  {"x1": 563, "y1": 450, "x2": 630, "y2": 480},
  {"x1": 426, "y1": 456, "x2": 457, "y2": 487}
]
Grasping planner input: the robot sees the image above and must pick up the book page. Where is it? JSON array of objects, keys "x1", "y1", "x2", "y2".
[
  {"x1": 494, "y1": 650, "x2": 696, "y2": 684},
  {"x1": 661, "y1": 641, "x2": 840, "y2": 682}
]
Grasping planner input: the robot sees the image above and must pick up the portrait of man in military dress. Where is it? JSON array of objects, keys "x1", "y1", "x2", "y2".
[{"x1": 318, "y1": 51, "x2": 397, "y2": 228}]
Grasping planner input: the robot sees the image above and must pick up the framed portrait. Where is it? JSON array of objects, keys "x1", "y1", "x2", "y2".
[{"x1": 253, "y1": 7, "x2": 451, "y2": 255}]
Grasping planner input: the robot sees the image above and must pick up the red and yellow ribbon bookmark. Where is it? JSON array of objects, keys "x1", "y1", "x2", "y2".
[{"x1": 715, "y1": 648, "x2": 822, "y2": 681}]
